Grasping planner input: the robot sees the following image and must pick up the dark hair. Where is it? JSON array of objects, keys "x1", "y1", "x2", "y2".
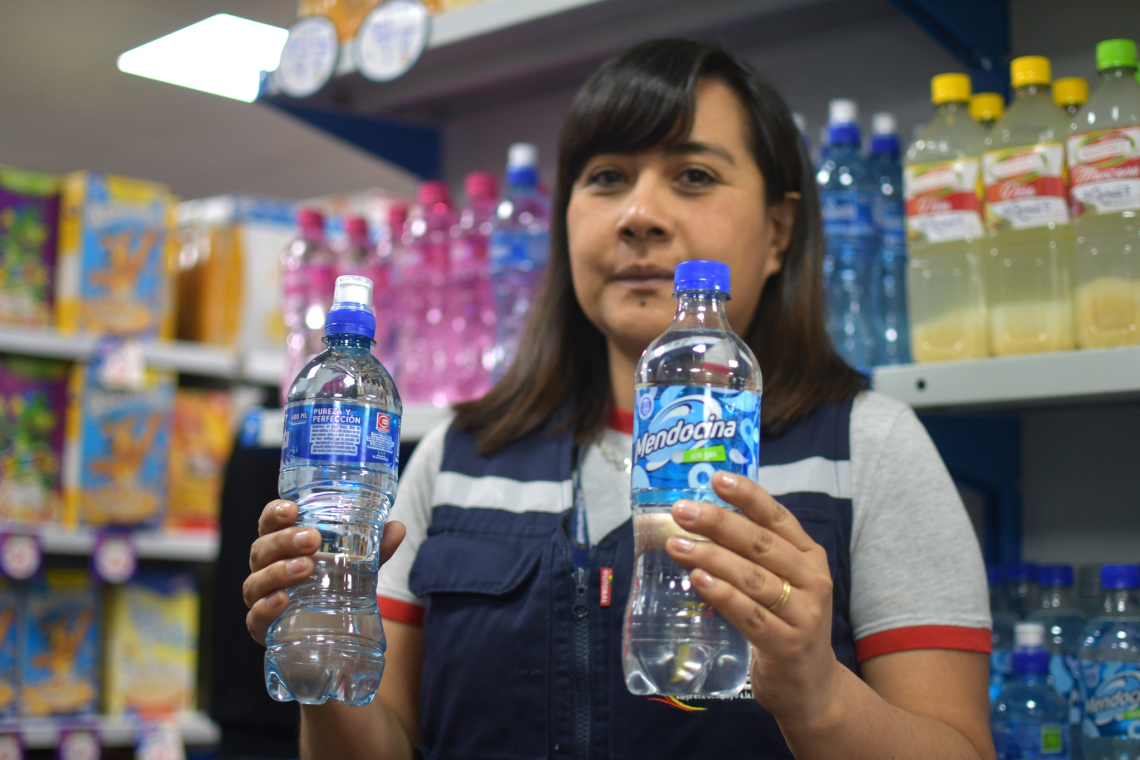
[{"x1": 454, "y1": 38, "x2": 867, "y2": 452}]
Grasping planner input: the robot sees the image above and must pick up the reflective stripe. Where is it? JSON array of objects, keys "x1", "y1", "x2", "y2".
[
  {"x1": 433, "y1": 471, "x2": 572, "y2": 513},
  {"x1": 757, "y1": 456, "x2": 852, "y2": 499}
]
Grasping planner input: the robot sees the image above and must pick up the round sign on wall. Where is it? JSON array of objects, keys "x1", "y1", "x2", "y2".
[
  {"x1": 0, "y1": 533, "x2": 41, "y2": 581},
  {"x1": 353, "y1": 0, "x2": 431, "y2": 83},
  {"x1": 276, "y1": 15, "x2": 340, "y2": 98}
]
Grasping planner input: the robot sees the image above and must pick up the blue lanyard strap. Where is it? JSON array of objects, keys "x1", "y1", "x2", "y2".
[{"x1": 568, "y1": 446, "x2": 590, "y2": 571}]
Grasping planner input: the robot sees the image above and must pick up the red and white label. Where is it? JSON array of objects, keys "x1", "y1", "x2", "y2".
[
  {"x1": 1067, "y1": 127, "x2": 1140, "y2": 215},
  {"x1": 377, "y1": 413, "x2": 390, "y2": 433},
  {"x1": 982, "y1": 143, "x2": 1070, "y2": 230},
  {"x1": 600, "y1": 567, "x2": 613, "y2": 607},
  {"x1": 904, "y1": 158, "x2": 985, "y2": 244}
]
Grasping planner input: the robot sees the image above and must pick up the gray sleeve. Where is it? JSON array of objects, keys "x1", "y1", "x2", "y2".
[
  {"x1": 848, "y1": 392, "x2": 991, "y2": 644},
  {"x1": 375, "y1": 421, "x2": 449, "y2": 608}
]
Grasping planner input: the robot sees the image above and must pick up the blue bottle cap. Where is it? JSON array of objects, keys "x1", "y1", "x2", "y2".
[
  {"x1": 828, "y1": 122, "x2": 861, "y2": 148},
  {"x1": 1011, "y1": 648, "x2": 1050, "y2": 675},
  {"x1": 1101, "y1": 564, "x2": 1140, "y2": 589},
  {"x1": 506, "y1": 165, "x2": 538, "y2": 189},
  {"x1": 870, "y1": 134, "x2": 900, "y2": 157},
  {"x1": 674, "y1": 260, "x2": 731, "y2": 296},
  {"x1": 1037, "y1": 564, "x2": 1074, "y2": 587},
  {"x1": 986, "y1": 564, "x2": 1002, "y2": 586},
  {"x1": 325, "y1": 275, "x2": 377, "y2": 340},
  {"x1": 1003, "y1": 563, "x2": 1038, "y2": 583}
]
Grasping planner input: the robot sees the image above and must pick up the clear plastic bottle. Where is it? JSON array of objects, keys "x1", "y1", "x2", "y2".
[
  {"x1": 1055, "y1": 78, "x2": 1090, "y2": 119},
  {"x1": 971, "y1": 92, "x2": 1006, "y2": 132},
  {"x1": 488, "y1": 143, "x2": 550, "y2": 378},
  {"x1": 1068, "y1": 39, "x2": 1140, "y2": 349},
  {"x1": 281, "y1": 208, "x2": 337, "y2": 405},
  {"x1": 266, "y1": 275, "x2": 402, "y2": 706},
  {"x1": 817, "y1": 98, "x2": 879, "y2": 371},
  {"x1": 869, "y1": 112, "x2": 911, "y2": 366},
  {"x1": 1078, "y1": 564, "x2": 1140, "y2": 760},
  {"x1": 336, "y1": 215, "x2": 373, "y2": 280},
  {"x1": 1029, "y1": 565, "x2": 1089, "y2": 756},
  {"x1": 623, "y1": 260, "x2": 760, "y2": 698},
  {"x1": 991, "y1": 565, "x2": 1019, "y2": 703},
  {"x1": 372, "y1": 204, "x2": 407, "y2": 378},
  {"x1": 1007, "y1": 562, "x2": 1041, "y2": 619},
  {"x1": 983, "y1": 56, "x2": 1077, "y2": 356},
  {"x1": 905, "y1": 74, "x2": 990, "y2": 362},
  {"x1": 1079, "y1": 565, "x2": 1106, "y2": 621},
  {"x1": 992, "y1": 622, "x2": 1071, "y2": 759},
  {"x1": 448, "y1": 172, "x2": 498, "y2": 402}
]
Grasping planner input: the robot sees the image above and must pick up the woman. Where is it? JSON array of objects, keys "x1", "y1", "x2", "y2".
[{"x1": 244, "y1": 39, "x2": 995, "y2": 760}]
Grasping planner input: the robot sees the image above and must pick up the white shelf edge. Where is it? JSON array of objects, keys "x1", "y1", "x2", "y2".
[
  {"x1": 0, "y1": 523, "x2": 219, "y2": 562},
  {"x1": 0, "y1": 711, "x2": 219, "y2": 748}
]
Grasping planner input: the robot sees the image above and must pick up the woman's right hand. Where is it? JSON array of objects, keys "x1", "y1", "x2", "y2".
[{"x1": 243, "y1": 499, "x2": 407, "y2": 646}]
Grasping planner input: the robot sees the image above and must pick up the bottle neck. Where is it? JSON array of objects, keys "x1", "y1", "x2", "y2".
[
  {"x1": 1103, "y1": 588, "x2": 1140, "y2": 615},
  {"x1": 671, "y1": 290, "x2": 731, "y2": 331},
  {"x1": 1039, "y1": 586, "x2": 1076, "y2": 610},
  {"x1": 1014, "y1": 83, "x2": 1049, "y2": 99},
  {"x1": 324, "y1": 333, "x2": 374, "y2": 350},
  {"x1": 935, "y1": 101, "x2": 968, "y2": 118},
  {"x1": 1101, "y1": 66, "x2": 1138, "y2": 82}
]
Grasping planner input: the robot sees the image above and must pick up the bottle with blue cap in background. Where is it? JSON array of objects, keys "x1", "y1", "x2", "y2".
[
  {"x1": 266, "y1": 274, "x2": 403, "y2": 706},
  {"x1": 992, "y1": 621, "x2": 1071, "y2": 760},
  {"x1": 1078, "y1": 564, "x2": 1140, "y2": 760},
  {"x1": 1006, "y1": 562, "x2": 1041, "y2": 618},
  {"x1": 623, "y1": 260, "x2": 761, "y2": 698},
  {"x1": 989, "y1": 564, "x2": 1019, "y2": 703},
  {"x1": 1028, "y1": 565, "x2": 1088, "y2": 756},
  {"x1": 868, "y1": 111, "x2": 911, "y2": 366}
]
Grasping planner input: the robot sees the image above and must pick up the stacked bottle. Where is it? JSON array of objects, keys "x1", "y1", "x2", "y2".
[
  {"x1": 869, "y1": 112, "x2": 911, "y2": 365},
  {"x1": 1028, "y1": 565, "x2": 1088, "y2": 757},
  {"x1": 991, "y1": 622, "x2": 1071, "y2": 759},
  {"x1": 281, "y1": 208, "x2": 337, "y2": 403},
  {"x1": 448, "y1": 172, "x2": 499, "y2": 402}
]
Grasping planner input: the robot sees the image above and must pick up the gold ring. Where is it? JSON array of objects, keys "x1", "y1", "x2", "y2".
[{"x1": 768, "y1": 578, "x2": 791, "y2": 613}]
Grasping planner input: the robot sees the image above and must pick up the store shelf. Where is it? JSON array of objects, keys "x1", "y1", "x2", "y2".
[
  {"x1": 0, "y1": 711, "x2": 220, "y2": 749},
  {"x1": 872, "y1": 345, "x2": 1140, "y2": 411},
  {"x1": 0, "y1": 523, "x2": 219, "y2": 562}
]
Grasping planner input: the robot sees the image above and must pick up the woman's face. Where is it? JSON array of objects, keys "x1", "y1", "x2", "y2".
[{"x1": 567, "y1": 78, "x2": 798, "y2": 360}]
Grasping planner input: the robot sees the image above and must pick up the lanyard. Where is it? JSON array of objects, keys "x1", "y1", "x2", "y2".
[{"x1": 568, "y1": 446, "x2": 590, "y2": 571}]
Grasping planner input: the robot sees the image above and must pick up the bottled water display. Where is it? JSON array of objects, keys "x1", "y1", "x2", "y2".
[
  {"x1": 868, "y1": 111, "x2": 911, "y2": 365},
  {"x1": 1079, "y1": 564, "x2": 1140, "y2": 760},
  {"x1": 1028, "y1": 565, "x2": 1088, "y2": 754},
  {"x1": 281, "y1": 207, "x2": 336, "y2": 404},
  {"x1": 992, "y1": 622, "x2": 1071, "y2": 759},
  {"x1": 623, "y1": 260, "x2": 760, "y2": 698},
  {"x1": 1007, "y1": 562, "x2": 1040, "y2": 618},
  {"x1": 448, "y1": 172, "x2": 499, "y2": 402},
  {"x1": 266, "y1": 275, "x2": 402, "y2": 706},
  {"x1": 990, "y1": 565, "x2": 1019, "y2": 703}
]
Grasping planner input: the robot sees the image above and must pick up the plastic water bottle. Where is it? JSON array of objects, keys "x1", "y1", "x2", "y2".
[
  {"x1": 1007, "y1": 562, "x2": 1041, "y2": 618},
  {"x1": 449, "y1": 172, "x2": 499, "y2": 402},
  {"x1": 868, "y1": 112, "x2": 911, "y2": 366},
  {"x1": 1029, "y1": 565, "x2": 1089, "y2": 756},
  {"x1": 373, "y1": 204, "x2": 407, "y2": 378},
  {"x1": 1078, "y1": 564, "x2": 1140, "y2": 760},
  {"x1": 266, "y1": 275, "x2": 402, "y2": 706},
  {"x1": 991, "y1": 564, "x2": 1019, "y2": 703},
  {"x1": 488, "y1": 143, "x2": 550, "y2": 377},
  {"x1": 281, "y1": 208, "x2": 336, "y2": 404},
  {"x1": 336, "y1": 215, "x2": 373, "y2": 280},
  {"x1": 622, "y1": 260, "x2": 760, "y2": 698},
  {"x1": 992, "y1": 622, "x2": 1071, "y2": 759},
  {"x1": 817, "y1": 98, "x2": 878, "y2": 371}
]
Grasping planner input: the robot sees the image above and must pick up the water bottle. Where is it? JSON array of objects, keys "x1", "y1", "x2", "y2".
[
  {"x1": 1029, "y1": 565, "x2": 1089, "y2": 757},
  {"x1": 265, "y1": 275, "x2": 402, "y2": 706},
  {"x1": 622, "y1": 260, "x2": 760, "y2": 698},
  {"x1": 373, "y1": 204, "x2": 407, "y2": 378},
  {"x1": 992, "y1": 622, "x2": 1071, "y2": 759},
  {"x1": 869, "y1": 112, "x2": 911, "y2": 366},
  {"x1": 1078, "y1": 564, "x2": 1140, "y2": 760},
  {"x1": 817, "y1": 99, "x2": 878, "y2": 371},
  {"x1": 488, "y1": 143, "x2": 550, "y2": 377},
  {"x1": 1007, "y1": 563, "x2": 1041, "y2": 618},
  {"x1": 448, "y1": 172, "x2": 499, "y2": 402},
  {"x1": 991, "y1": 564, "x2": 1019, "y2": 703},
  {"x1": 281, "y1": 207, "x2": 336, "y2": 405}
]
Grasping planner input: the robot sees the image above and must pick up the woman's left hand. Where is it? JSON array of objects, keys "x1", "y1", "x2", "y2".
[{"x1": 665, "y1": 470, "x2": 841, "y2": 727}]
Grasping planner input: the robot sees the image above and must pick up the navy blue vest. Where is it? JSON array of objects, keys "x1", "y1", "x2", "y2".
[{"x1": 408, "y1": 400, "x2": 856, "y2": 759}]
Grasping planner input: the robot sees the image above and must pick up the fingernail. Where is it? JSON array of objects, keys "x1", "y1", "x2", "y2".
[
  {"x1": 294, "y1": 530, "x2": 316, "y2": 548},
  {"x1": 670, "y1": 536, "x2": 695, "y2": 553},
  {"x1": 268, "y1": 591, "x2": 286, "y2": 610},
  {"x1": 717, "y1": 473, "x2": 737, "y2": 489},
  {"x1": 287, "y1": 558, "x2": 306, "y2": 575},
  {"x1": 691, "y1": 569, "x2": 716, "y2": 589},
  {"x1": 275, "y1": 502, "x2": 290, "y2": 517},
  {"x1": 674, "y1": 501, "x2": 699, "y2": 521}
]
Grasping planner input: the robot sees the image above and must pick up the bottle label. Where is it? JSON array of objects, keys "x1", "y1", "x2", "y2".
[
  {"x1": 874, "y1": 195, "x2": 906, "y2": 246},
  {"x1": 632, "y1": 386, "x2": 760, "y2": 494},
  {"x1": 903, "y1": 158, "x2": 985, "y2": 243},
  {"x1": 820, "y1": 191, "x2": 876, "y2": 238},
  {"x1": 982, "y1": 143, "x2": 1071, "y2": 230},
  {"x1": 992, "y1": 719, "x2": 1066, "y2": 758},
  {"x1": 1067, "y1": 128, "x2": 1140, "y2": 215},
  {"x1": 991, "y1": 648, "x2": 1013, "y2": 702},
  {"x1": 1049, "y1": 653, "x2": 1083, "y2": 726},
  {"x1": 1080, "y1": 661, "x2": 1140, "y2": 739},
  {"x1": 282, "y1": 400, "x2": 400, "y2": 472}
]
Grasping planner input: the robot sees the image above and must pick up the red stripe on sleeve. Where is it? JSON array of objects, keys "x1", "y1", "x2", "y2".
[
  {"x1": 378, "y1": 595, "x2": 425, "y2": 627},
  {"x1": 855, "y1": 625, "x2": 992, "y2": 663},
  {"x1": 608, "y1": 406, "x2": 634, "y2": 434}
]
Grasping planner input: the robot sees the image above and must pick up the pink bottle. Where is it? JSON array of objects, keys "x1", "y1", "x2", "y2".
[
  {"x1": 281, "y1": 207, "x2": 336, "y2": 403},
  {"x1": 448, "y1": 172, "x2": 499, "y2": 402},
  {"x1": 372, "y1": 204, "x2": 407, "y2": 378},
  {"x1": 337, "y1": 215, "x2": 373, "y2": 279},
  {"x1": 397, "y1": 181, "x2": 457, "y2": 407}
]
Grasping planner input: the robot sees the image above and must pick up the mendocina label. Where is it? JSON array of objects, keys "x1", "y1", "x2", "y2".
[
  {"x1": 282, "y1": 400, "x2": 400, "y2": 473},
  {"x1": 1068, "y1": 128, "x2": 1140, "y2": 215},
  {"x1": 1080, "y1": 661, "x2": 1140, "y2": 740},
  {"x1": 632, "y1": 386, "x2": 759, "y2": 498}
]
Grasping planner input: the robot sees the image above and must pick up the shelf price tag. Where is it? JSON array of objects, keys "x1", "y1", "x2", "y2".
[
  {"x1": 353, "y1": 0, "x2": 431, "y2": 83},
  {"x1": 92, "y1": 531, "x2": 137, "y2": 585},
  {"x1": 134, "y1": 722, "x2": 183, "y2": 760},
  {"x1": 0, "y1": 731, "x2": 24, "y2": 760},
  {"x1": 58, "y1": 727, "x2": 101, "y2": 760},
  {"x1": 276, "y1": 15, "x2": 340, "y2": 98},
  {"x1": 95, "y1": 338, "x2": 146, "y2": 392},
  {"x1": 0, "y1": 533, "x2": 41, "y2": 581}
]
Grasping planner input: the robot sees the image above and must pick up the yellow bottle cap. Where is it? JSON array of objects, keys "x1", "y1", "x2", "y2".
[
  {"x1": 970, "y1": 93, "x2": 1005, "y2": 123},
  {"x1": 1053, "y1": 77, "x2": 1089, "y2": 108},
  {"x1": 1011, "y1": 56, "x2": 1052, "y2": 88},
  {"x1": 932, "y1": 73, "x2": 972, "y2": 105}
]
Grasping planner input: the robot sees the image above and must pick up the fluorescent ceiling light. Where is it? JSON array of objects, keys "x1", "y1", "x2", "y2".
[{"x1": 117, "y1": 14, "x2": 288, "y2": 103}]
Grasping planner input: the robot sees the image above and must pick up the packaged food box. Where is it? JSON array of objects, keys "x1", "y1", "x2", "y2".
[
  {"x1": 0, "y1": 580, "x2": 18, "y2": 717},
  {"x1": 56, "y1": 172, "x2": 175, "y2": 338},
  {"x1": 20, "y1": 569, "x2": 100, "y2": 717},
  {"x1": 0, "y1": 167, "x2": 60, "y2": 327},
  {"x1": 168, "y1": 389, "x2": 234, "y2": 531},
  {"x1": 0, "y1": 355, "x2": 68, "y2": 523},
  {"x1": 62, "y1": 356, "x2": 174, "y2": 528}
]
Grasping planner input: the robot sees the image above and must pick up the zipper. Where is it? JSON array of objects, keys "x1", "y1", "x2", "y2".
[{"x1": 572, "y1": 564, "x2": 590, "y2": 760}]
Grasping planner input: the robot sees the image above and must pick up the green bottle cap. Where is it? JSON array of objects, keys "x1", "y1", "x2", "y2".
[{"x1": 1097, "y1": 39, "x2": 1137, "y2": 71}]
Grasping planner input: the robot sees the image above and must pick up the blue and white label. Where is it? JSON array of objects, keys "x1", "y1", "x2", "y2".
[
  {"x1": 1081, "y1": 661, "x2": 1140, "y2": 739},
  {"x1": 992, "y1": 719, "x2": 1066, "y2": 758},
  {"x1": 282, "y1": 401, "x2": 400, "y2": 472},
  {"x1": 1049, "y1": 653, "x2": 1082, "y2": 726},
  {"x1": 632, "y1": 386, "x2": 759, "y2": 497},
  {"x1": 990, "y1": 648, "x2": 1013, "y2": 703},
  {"x1": 820, "y1": 190, "x2": 876, "y2": 238}
]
